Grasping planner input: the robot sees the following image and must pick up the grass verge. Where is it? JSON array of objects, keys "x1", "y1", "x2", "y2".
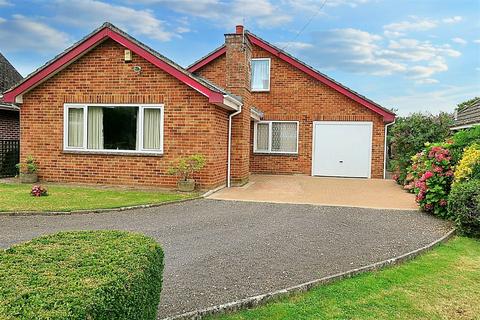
[
  {"x1": 0, "y1": 183, "x2": 195, "y2": 212},
  {"x1": 210, "y1": 237, "x2": 480, "y2": 320}
]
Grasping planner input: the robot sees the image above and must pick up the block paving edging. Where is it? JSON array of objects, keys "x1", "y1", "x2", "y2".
[{"x1": 160, "y1": 229, "x2": 456, "y2": 320}]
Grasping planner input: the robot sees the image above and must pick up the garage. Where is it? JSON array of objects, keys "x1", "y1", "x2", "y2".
[{"x1": 312, "y1": 121, "x2": 373, "y2": 178}]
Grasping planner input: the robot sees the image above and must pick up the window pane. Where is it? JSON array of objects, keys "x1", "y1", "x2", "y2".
[
  {"x1": 271, "y1": 122, "x2": 297, "y2": 152},
  {"x1": 87, "y1": 107, "x2": 104, "y2": 149},
  {"x1": 143, "y1": 108, "x2": 161, "y2": 150},
  {"x1": 67, "y1": 108, "x2": 84, "y2": 148},
  {"x1": 102, "y1": 106, "x2": 138, "y2": 150},
  {"x1": 256, "y1": 123, "x2": 269, "y2": 151},
  {"x1": 251, "y1": 59, "x2": 270, "y2": 90}
]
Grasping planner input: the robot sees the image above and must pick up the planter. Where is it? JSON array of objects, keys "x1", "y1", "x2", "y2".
[
  {"x1": 177, "y1": 179, "x2": 195, "y2": 192},
  {"x1": 20, "y1": 173, "x2": 38, "y2": 184}
]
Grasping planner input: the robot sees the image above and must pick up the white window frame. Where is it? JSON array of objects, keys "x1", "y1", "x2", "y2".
[
  {"x1": 63, "y1": 103, "x2": 164, "y2": 154},
  {"x1": 253, "y1": 120, "x2": 299, "y2": 154},
  {"x1": 251, "y1": 58, "x2": 271, "y2": 92}
]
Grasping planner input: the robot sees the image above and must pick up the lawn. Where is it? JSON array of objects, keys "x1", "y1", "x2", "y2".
[
  {"x1": 210, "y1": 237, "x2": 480, "y2": 320},
  {"x1": 0, "y1": 183, "x2": 195, "y2": 212}
]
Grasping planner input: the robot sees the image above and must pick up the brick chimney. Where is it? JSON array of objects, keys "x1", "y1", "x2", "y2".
[{"x1": 225, "y1": 25, "x2": 251, "y2": 186}]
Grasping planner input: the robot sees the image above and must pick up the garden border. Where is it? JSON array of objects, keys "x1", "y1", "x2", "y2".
[{"x1": 160, "y1": 228, "x2": 456, "y2": 320}]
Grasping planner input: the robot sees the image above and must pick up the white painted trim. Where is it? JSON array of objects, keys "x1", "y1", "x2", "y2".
[
  {"x1": 63, "y1": 103, "x2": 164, "y2": 155},
  {"x1": 311, "y1": 121, "x2": 373, "y2": 178},
  {"x1": 253, "y1": 120, "x2": 299, "y2": 154},
  {"x1": 251, "y1": 58, "x2": 271, "y2": 92},
  {"x1": 450, "y1": 123, "x2": 480, "y2": 131}
]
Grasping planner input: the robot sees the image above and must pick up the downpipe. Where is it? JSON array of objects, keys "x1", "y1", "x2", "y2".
[
  {"x1": 227, "y1": 106, "x2": 242, "y2": 187},
  {"x1": 383, "y1": 119, "x2": 396, "y2": 179}
]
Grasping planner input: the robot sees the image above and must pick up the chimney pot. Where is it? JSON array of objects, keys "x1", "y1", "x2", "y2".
[{"x1": 235, "y1": 25, "x2": 244, "y2": 34}]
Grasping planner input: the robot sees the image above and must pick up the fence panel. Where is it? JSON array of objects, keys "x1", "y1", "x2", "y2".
[{"x1": 0, "y1": 140, "x2": 20, "y2": 178}]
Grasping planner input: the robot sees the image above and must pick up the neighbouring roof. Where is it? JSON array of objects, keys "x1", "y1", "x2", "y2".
[
  {"x1": 0, "y1": 52, "x2": 22, "y2": 111},
  {"x1": 452, "y1": 98, "x2": 480, "y2": 130},
  {"x1": 3, "y1": 23, "x2": 241, "y2": 111},
  {"x1": 187, "y1": 31, "x2": 396, "y2": 122}
]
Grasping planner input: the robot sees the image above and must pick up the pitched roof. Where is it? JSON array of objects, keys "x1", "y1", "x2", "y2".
[
  {"x1": 188, "y1": 31, "x2": 395, "y2": 122},
  {"x1": 0, "y1": 52, "x2": 22, "y2": 110},
  {"x1": 452, "y1": 98, "x2": 480, "y2": 129},
  {"x1": 3, "y1": 23, "x2": 241, "y2": 110}
]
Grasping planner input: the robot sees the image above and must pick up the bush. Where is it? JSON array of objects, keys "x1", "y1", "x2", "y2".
[
  {"x1": 389, "y1": 112, "x2": 452, "y2": 184},
  {"x1": 405, "y1": 143, "x2": 454, "y2": 218},
  {"x1": 450, "y1": 126, "x2": 480, "y2": 165},
  {"x1": 448, "y1": 180, "x2": 480, "y2": 238},
  {"x1": 0, "y1": 231, "x2": 164, "y2": 320},
  {"x1": 454, "y1": 144, "x2": 480, "y2": 184}
]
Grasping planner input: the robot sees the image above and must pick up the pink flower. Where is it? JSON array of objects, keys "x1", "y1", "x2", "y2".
[
  {"x1": 433, "y1": 166, "x2": 443, "y2": 173},
  {"x1": 445, "y1": 170, "x2": 453, "y2": 177},
  {"x1": 424, "y1": 203, "x2": 433, "y2": 211},
  {"x1": 423, "y1": 171, "x2": 434, "y2": 180},
  {"x1": 439, "y1": 199, "x2": 447, "y2": 207}
]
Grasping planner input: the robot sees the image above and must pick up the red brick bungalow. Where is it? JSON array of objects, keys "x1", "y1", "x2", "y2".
[{"x1": 3, "y1": 23, "x2": 395, "y2": 189}]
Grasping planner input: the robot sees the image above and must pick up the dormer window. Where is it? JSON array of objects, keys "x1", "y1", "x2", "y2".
[{"x1": 251, "y1": 58, "x2": 270, "y2": 91}]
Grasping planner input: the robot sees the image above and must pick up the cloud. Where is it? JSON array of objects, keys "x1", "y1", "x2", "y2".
[
  {"x1": 0, "y1": 0, "x2": 11, "y2": 6},
  {"x1": 473, "y1": 39, "x2": 480, "y2": 44},
  {"x1": 275, "y1": 41, "x2": 314, "y2": 50},
  {"x1": 451, "y1": 37, "x2": 467, "y2": 45},
  {"x1": 415, "y1": 78, "x2": 439, "y2": 84},
  {"x1": 53, "y1": 0, "x2": 175, "y2": 41},
  {"x1": 285, "y1": 28, "x2": 461, "y2": 83},
  {"x1": 384, "y1": 16, "x2": 437, "y2": 33},
  {"x1": 382, "y1": 84, "x2": 479, "y2": 115},
  {"x1": 442, "y1": 16, "x2": 462, "y2": 24},
  {"x1": 132, "y1": 0, "x2": 291, "y2": 28},
  {"x1": 284, "y1": 0, "x2": 370, "y2": 10},
  {"x1": 0, "y1": 15, "x2": 71, "y2": 53}
]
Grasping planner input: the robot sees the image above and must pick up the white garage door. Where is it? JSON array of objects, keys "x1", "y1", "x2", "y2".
[{"x1": 312, "y1": 121, "x2": 373, "y2": 178}]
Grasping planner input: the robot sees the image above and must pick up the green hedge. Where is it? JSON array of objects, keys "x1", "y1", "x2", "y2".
[
  {"x1": 448, "y1": 180, "x2": 480, "y2": 238},
  {"x1": 0, "y1": 231, "x2": 164, "y2": 320}
]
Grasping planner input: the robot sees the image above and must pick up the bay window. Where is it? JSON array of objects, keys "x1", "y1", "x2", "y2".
[
  {"x1": 254, "y1": 121, "x2": 298, "y2": 154},
  {"x1": 251, "y1": 58, "x2": 270, "y2": 91},
  {"x1": 64, "y1": 104, "x2": 163, "y2": 154}
]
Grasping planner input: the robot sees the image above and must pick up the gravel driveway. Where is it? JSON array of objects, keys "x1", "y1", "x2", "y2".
[{"x1": 0, "y1": 199, "x2": 450, "y2": 318}]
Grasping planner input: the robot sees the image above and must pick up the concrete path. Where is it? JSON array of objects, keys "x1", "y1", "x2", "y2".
[
  {"x1": 0, "y1": 200, "x2": 448, "y2": 318},
  {"x1": 209, "y1": 175, "x2": 418, "y2": 210}
]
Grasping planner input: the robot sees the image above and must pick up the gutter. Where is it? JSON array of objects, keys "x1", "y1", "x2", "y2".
[
  {"x1": 227, "y1": 106, "x2": 242, "y2": 188},
  {"x1": 383, "y1": 120, "x2": 396, "y2": 179}
]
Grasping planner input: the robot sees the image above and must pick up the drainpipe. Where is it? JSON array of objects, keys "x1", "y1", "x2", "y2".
[
  {"x1": 227, "y1": 106, "x2": 242, "y2": 187},
  {"x1": 383, "y1": 119, "x2": 396, "y2": 179}
]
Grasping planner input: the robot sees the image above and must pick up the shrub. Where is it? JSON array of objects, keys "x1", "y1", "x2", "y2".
[
  {"x1": 450, "y1": 126, "x2": 480, "y2": 165},
  {"x1": 31, "y1": 185, "x2": 48, "y2": 197},
  {"x1": 406, "y1": 143, "x2": 454, "y2": 217},
  {"x1": 0, "y1": 231, "x2": 164, "y2": 320},
  {"x1": 448, "y1": 180, "x2": 480, "y2": 238},
  {"x1": 167, "y1": 154, "x2": 206, "y2": 181},
  {"x1": 15, "y1": 155, "x2": 38, "y2": 174},
  {"x1": 389, "y1": 112, "x2": 452, "y2": 184},
  {"x1": 454, "y1": 144, "x2": 480, "y2": 184}
]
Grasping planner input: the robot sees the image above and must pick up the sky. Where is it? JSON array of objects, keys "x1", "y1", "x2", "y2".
[{"x1": 0, "y1": 0, "x2": 479, "y2": 115}]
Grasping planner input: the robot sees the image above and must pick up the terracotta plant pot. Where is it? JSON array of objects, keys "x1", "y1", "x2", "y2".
[
  {"x1": 20, "y1": 173, "x2": 38, "y2": 184},
  {"x1": 177, "y1": 179, "x2": 195, "y2": 192}
]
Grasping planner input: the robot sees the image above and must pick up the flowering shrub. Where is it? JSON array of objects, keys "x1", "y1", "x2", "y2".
[
  {"x1": 406, "y1": 143, "x2": 454, "y2": 218},
  {"x1": 31, "y1": 185, "x2": 48, "y2": 197},
  {"x1": 454, "y1": 144, "x2": 480, "y2": 184}
]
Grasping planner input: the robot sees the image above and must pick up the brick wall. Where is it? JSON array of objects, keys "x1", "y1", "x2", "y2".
[
  {"x1": 20, "y1": 39, "x2": 229, "y2": 189},
  {"x1": 196, "y1": 45, "x2": 386, "y2": 179},
  {"x1": 0, "y1": 109, "x2": 19, "y2": 140}
]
